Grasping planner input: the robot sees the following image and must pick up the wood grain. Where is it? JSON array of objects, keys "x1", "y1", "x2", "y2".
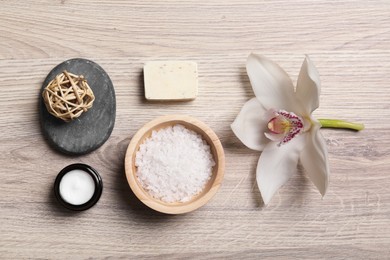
[{"x1": 0, "y1": 0, "x2": 389, "y2": 259}]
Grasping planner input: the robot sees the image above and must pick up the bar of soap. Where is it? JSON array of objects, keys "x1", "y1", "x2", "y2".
[{"x1": 144, "y1": 61, "x2": 198, "y2": 100}]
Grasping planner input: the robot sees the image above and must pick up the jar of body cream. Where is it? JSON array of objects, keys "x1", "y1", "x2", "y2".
[{"x1": 54, "y1": 163, "x2": 103, "y2": 211}]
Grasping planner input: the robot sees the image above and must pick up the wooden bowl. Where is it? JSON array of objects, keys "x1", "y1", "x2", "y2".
[{"x1": 124, "y1": 115, "x2": 225, "y2": 214}]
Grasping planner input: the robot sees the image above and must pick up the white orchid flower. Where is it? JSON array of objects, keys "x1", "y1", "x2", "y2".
[{"x1": 231, "y1": 54, "x2": 364, "y2": 205}]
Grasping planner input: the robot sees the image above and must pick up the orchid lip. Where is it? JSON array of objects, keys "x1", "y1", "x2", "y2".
[
  {"x1": 267, "y1": 116, "x2": 289, "y2": 134},
  {"x1": 265, "y1": 110, "x2": 305, "y2": 145}
]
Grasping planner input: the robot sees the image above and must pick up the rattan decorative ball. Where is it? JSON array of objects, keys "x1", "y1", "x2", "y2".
[{"x1": 42, "y1": 70, "x2": 95, "y2": 122}]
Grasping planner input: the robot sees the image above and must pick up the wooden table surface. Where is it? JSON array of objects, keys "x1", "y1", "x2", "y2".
[{"x1": 1, "y1": 1, "x2": 389, "y2": 259}]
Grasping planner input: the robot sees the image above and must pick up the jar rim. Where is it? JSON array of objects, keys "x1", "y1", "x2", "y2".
[{"x1": 54, "y1": 163, "x2": 103, "y2": 211}]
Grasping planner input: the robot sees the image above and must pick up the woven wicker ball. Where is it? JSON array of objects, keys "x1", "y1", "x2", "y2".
[{"x1": 42, "y1": 70, "x2": 95, "y2": 122}]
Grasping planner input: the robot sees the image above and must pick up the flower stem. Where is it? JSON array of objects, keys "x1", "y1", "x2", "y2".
[{"x1": 318, "y1": 119, "x2": 364, "y2": 131}]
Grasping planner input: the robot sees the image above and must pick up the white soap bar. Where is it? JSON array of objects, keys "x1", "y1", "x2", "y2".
[{"x1": 144, "y1": 61, "x2": 198, "y2": 100}]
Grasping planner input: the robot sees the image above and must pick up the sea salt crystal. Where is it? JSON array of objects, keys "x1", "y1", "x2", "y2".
[{"x1": 135, "y1": 124, "x2": 215, "y2": 203}]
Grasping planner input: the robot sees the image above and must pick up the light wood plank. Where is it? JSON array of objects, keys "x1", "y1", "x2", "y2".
[{"x1": 0, "y1": 0, "x2": 389, "y2": 258}]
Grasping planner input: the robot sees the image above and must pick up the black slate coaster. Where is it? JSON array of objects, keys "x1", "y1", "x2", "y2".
[{"x1": 39, "y1": 58, "x2": 116, "y2": 155}]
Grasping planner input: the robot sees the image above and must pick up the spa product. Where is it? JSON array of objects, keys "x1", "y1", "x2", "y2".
[
  {"x1": 40, "y1": 58, "x2": 116, "y2": 155},
  {"x1": 125, "y1": 115, "x2": 225, "y2": 214},
  {"x1": 143, "y1": 61, "x2": 198, "y2": 100},
  {"x1": 42, "y1": 70, "x2": 95, "y2": 122},
  {"x1": 135, "y1": 124, "x2": 215, "y2": 203},
  {"x1": 59, "y1": 169, "x2": 95, "y2": 205},
  {"x1": 54, "y1": 163, "x2": 103, "y2": 211}
]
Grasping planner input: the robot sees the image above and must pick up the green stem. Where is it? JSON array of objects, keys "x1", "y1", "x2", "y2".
[{"x1": 318, "y1": 119, "x2": 364, "y2": 131}]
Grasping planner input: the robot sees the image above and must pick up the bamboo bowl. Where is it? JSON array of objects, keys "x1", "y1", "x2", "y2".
[{"x1": 124, "y1": 115, "x2": 225, "y2": 214}]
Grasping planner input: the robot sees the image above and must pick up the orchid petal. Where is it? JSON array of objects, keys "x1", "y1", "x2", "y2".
[
  {"x1": 257, "y1": 134, "x2": 306, "y2": 205},
  {"x1": 264, "y1": 132, "x2": 284, "y2": 143},
  {"x1": 231, "y1": 98, "x2": 269, "y2": 151},
  {"x1": 300, "y1": 122, "x2": 329, "y2": 196},
  {"x1": 296, "y1": 55, "x2": 321, "y2": 114},
  {"x1": 246, "y1": 53, "x2": 303, "y2": 114}
]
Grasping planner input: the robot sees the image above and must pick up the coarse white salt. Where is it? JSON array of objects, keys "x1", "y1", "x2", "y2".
[{"x1": 135, "y1": 124, "x2": 215, "y2": 203}]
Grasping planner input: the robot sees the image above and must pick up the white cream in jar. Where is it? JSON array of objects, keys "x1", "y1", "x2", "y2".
[
  {"x1": 59, "y1": 169, "x2": 96, "y2": 205},
  {"x1": 54, "y1": 163, "x2": 102, "y2": 211}
]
